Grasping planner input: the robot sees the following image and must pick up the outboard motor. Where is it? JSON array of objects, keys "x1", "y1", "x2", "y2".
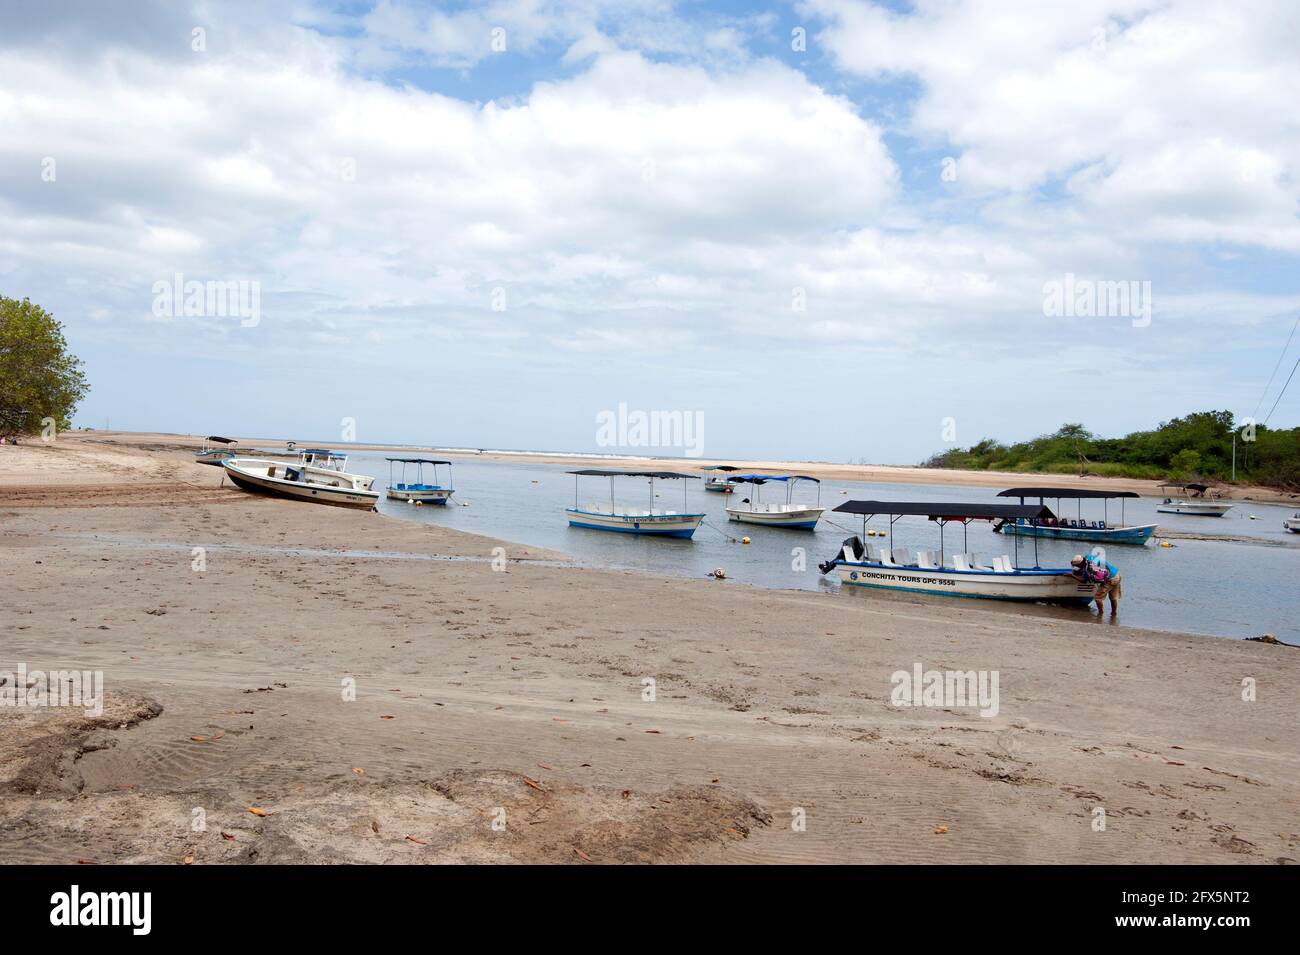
[{"x1": 819, "y1": 535, "x2": 864, "y2": 575}]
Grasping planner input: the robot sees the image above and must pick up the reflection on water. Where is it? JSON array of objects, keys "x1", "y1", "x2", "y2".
[{"x1": 353, "y1": 454, "x2": 1300, "y2": 643}]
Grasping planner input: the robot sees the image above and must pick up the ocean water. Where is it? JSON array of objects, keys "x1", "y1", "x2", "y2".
[{"x1": 353, "y1": 454, "x2": 1300, "y2": 643}]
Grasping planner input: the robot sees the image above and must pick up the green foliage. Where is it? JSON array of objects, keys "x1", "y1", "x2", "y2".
[
  {"x1": 0, "y1": 296, "x2": 89, "y2": 437},
  {"x1": 922, "y1": 411, "x2": 1299, "y2": 490}
]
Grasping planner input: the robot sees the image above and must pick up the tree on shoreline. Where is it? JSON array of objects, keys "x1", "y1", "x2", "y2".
[
  {"x1": 923, "y1": 413, "x2": 1299, "y2": 490},
  {"x1": 0, "y1": 296, "x2": 89, "y2": 439}
]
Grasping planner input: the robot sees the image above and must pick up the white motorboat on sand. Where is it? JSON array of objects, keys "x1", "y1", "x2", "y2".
[{"x1": 222, "y1": 449, "x2": 379, "y2": 509}]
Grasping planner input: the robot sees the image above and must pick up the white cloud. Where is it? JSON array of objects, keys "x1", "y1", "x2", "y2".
[{"x1": 806, "y1": 0, "x2": 1300, "y2": 251}]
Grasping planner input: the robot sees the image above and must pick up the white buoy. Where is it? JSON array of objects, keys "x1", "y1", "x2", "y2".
[
  {"x1": 712, "y1": 567, "x2": 726, "y2": 579},
  {"x1": 741, "y1": 536, "x2": 751, "y2": 545}
]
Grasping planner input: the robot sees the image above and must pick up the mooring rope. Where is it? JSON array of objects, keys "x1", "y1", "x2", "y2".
[
  {"x1": 822, "y1": 517, "x2": 863, "y2": 537},
  {"x1": 699, "y1": 517, "x2": 745, "y2": 543}
]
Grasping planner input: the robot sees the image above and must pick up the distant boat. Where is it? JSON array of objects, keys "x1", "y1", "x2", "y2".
[
  {"x1": 725, "y1": 474, "x2": 824, "y2": 529},
  {"x1": 386, "y1": 458, "x2": 454, "y2": 505},
  {"x1": 1285, "y1": 513, "x2": 1300, "y2": 533},
  {"x1": 994, "y1": 487, "x2": 1157, "y2": 544},
  {"x1": 222, "y1": 449, "x2": 379, "y2": 509},
  {"x1": 565, "y1": 469, "x2": 704, "y2": 538},
  {"x1": 1156, "y1": 483, "x2": 1234, "y2": 517},
  {"x1": 701, "y1": 465, "x2": 742, "y2": 493},
  {"x1": 194, "y1": 436, "x2": 250, "y2": 466},
  {"x1": 818, "y1": 500, "x2": 1095, "y2": 605}
]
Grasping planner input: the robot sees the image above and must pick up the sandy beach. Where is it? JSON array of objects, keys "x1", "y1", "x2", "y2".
[
  {"x1": 45, "y1": 430, "x2": 1300, "y2": 504},
  {"x1": 2, "y1": 433, "x2": 1297, "y2": 864}
]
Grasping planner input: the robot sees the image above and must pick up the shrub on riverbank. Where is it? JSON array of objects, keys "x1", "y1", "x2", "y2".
[{"x1": 923, "y1": 412, "x2": 1299, "y2": 490}]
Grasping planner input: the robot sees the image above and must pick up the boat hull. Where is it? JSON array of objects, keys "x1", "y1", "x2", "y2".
[
  {"x1": 1156, "y1": 502, "x2": 1233, "y2": 516},
  {"x1": 725, "y1": 506, "x2": 824, "y2": 529},
  {"x1": 832, "y1": 560, "x2": 1095, "y2": 605},
  {"x1": 999, "y1": 522, "x2": 1157, "y2": 544},
  {"x1": 1285, "y1": 519, "x2": 1300, "y2": 534},
  {"x1": 386, "y1": 487, "x2": 453, "y2": 504},
  {"x1": 565, "y1": 508, "x2": 704, "y2": 538},
  {"x1": 703, "y1": 481, "x2": 734, "y2": 494},
  {"x1": 223, "y1": 459, "x2": 379, "y2": 509}
]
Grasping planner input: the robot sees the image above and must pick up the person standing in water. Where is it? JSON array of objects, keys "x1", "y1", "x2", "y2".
[{"x1": 1071, "y1": 553, "x2": 1122, "y2": 614}]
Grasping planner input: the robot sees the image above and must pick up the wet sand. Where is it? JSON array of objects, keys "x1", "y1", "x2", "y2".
[{"x1": 1, "y1": 435, "x2": 1298, "y2": 863}]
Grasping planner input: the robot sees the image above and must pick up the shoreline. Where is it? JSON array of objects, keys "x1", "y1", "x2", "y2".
[
  {"x1": 3, "y1": 436, "x2": 1298, "y2": 863},
  {"x1": 34, "y1": 429, "x2": 1299, "y2": 505}
]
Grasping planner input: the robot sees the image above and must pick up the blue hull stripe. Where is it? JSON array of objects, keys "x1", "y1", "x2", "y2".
[
  {"x1": 567, "y1": 520, "x2": 697, "y2": 539},
  {"x1": 1002, "y1": 524, "x2": 1155, "y2": 543},
  {"x1": 841, "y1": 579, "x2": 1093, "y2": 606}
]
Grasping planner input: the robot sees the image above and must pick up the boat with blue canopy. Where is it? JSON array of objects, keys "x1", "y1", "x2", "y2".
[
  {"x1": 566, "y1": 469, "x2": 704, "y2": 538},
  {"x1": 724, "y1": 474, "x2": 824, "y2": 529},
  {"x1": 994, "y1": 487, "x2": 1157, "y2": 544},
  {"x1": 818, "y1": 500, "x2": 1095, "y2": 604},
  {"x1": 386, "y1": 458, "x2": 454, "y2": 504}
]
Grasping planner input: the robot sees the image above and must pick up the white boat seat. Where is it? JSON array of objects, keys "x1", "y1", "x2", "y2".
[
  {"x1": 993, "y1": 556, "x2": 1012, "y2": 573},
  {"x1": 892, "y1": 548, "x2": 912, "y2": 566},
  {"x1": 953, "y1": 554, "x2": 972, "y2": 572},
  {"x1": 878, "y1": 548, "x2": 898, "y2": 566},
  {"x1": 916, "y1": 550, "x2": 937, "y2": 569}
]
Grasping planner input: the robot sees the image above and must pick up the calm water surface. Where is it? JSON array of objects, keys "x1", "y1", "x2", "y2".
[{"x1": 354, "y1": 454, "x2": 1300, "y2": 643}]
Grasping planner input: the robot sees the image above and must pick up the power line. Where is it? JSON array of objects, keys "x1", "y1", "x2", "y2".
[
  {"x1": 1252, "y1": 312, "x2": 1300, "y2": 420},
  {"x1": 1262, "y1": 354, "x2": 1299, "y2": 426}
]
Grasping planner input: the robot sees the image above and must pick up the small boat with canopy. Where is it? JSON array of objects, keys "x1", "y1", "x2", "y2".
[
  {"x1": 701, "y1": 465, "x2": 742, "y2": 493},
  {"x1": 195, "y1": 436, "x2": 250, "y2": 466},
  {"x1": 565, "y1": 469, "x2": 704, "y2": 538},
  {"x1": 1156, "y1": 483, "x2": 1233, "y2": 516},
  {"x1": 818, "y1": 500, "x2": 1095, "y2": 604},
  {"x1": 385, "y1": 458, "x2": 454, "y2": 504},
  {"x1": 994, "y1": 487, "x2": 1156, "y2": 544},
  {"x1": 724, "y1": 474, "x2": 824, "y2": 529}
]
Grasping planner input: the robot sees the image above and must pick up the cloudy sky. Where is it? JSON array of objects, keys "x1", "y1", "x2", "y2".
[{"x1": 2, "y1": 0, "x2": 1298, "y2": 462}]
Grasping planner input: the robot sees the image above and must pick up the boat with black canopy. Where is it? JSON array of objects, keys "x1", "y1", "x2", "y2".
[
  {"x1": 195, "y1": 436, "x2": 249, "y2": 466},
  {"x1": 1156, "y1": 483, "x2": 1233, "y2": 516},
  {"x1": 818, "y1": 500, "x2": 1095, "y2": 604},
  {"x1": 566, "y1": 469, "x2": 704, "y2": 538},
  {"x1": 994, "y1": 487, "x2": 1157, "y2": 544},
  {"x1": 724, "y1": 474, "x2": 824, "y2": 529},
  {"x1": 701, "y1": 465, "x2": 742, "y2": 493},
  {"x1": 386, "y1": 458, "x2": 454, "y2": 504}
]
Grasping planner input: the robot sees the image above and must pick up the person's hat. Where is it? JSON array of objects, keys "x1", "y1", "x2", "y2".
[{"x1": 1070, "y1": 554, "x2": 1084, "y2": 566}]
